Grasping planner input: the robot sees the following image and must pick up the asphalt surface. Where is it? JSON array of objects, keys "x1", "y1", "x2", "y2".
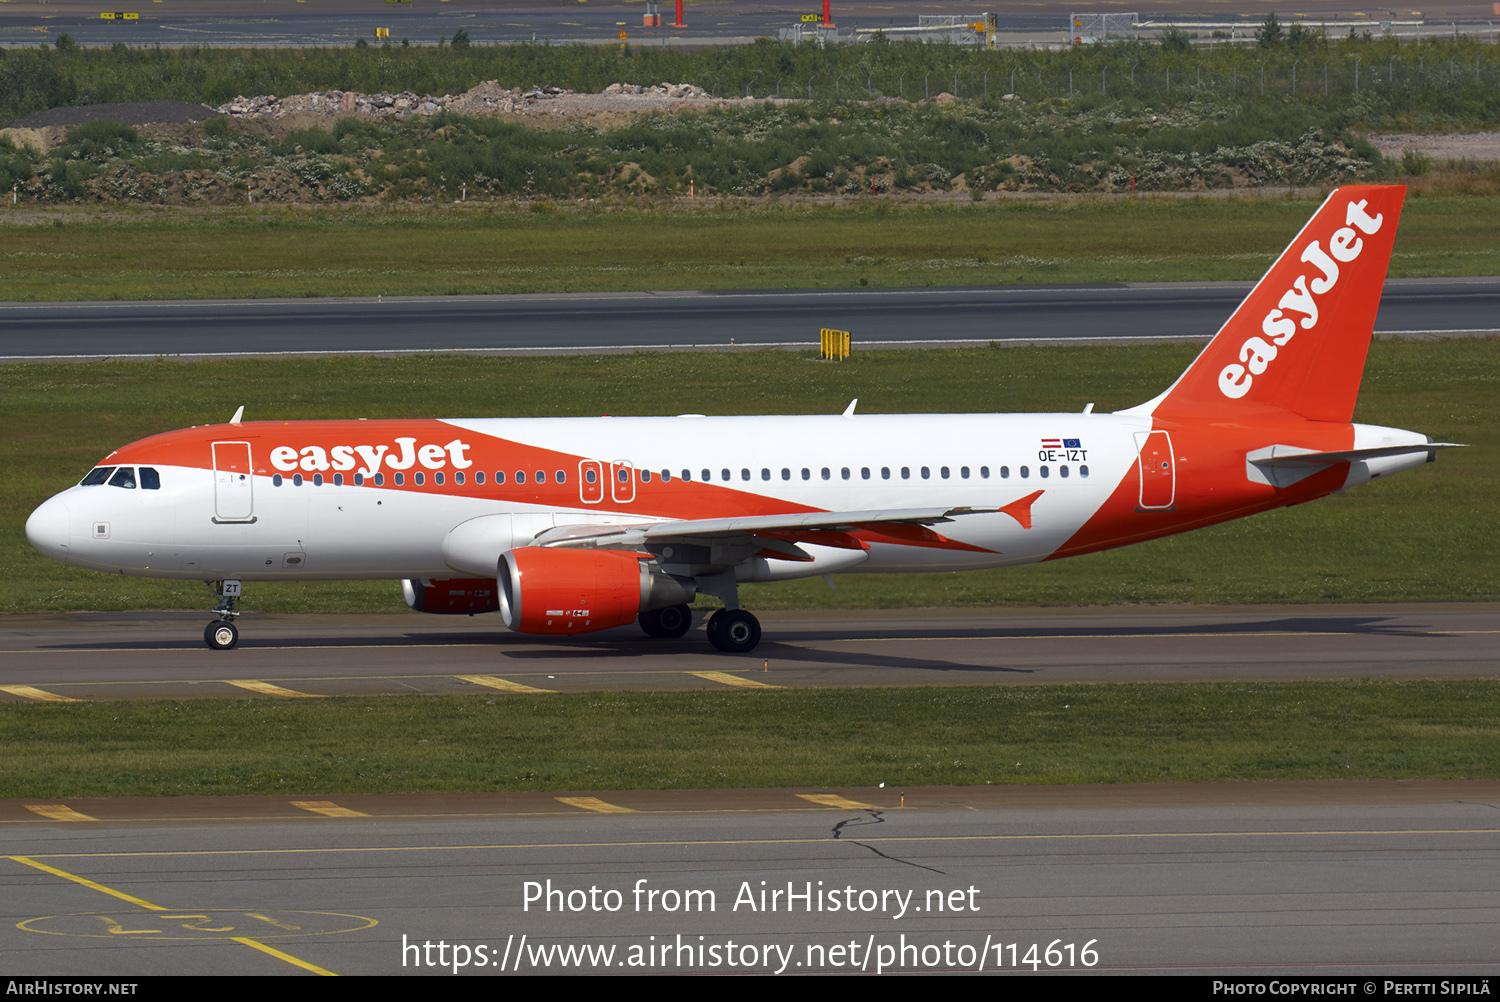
[
  {"x1": 2, "y1": 278, "x2": 1497, "y2": 360},
  {"x1": 4, "y1": 783, "x2": 1498, "y2": 975},
  {"x1": 2, "y1": 604, "x2": 1495, "y2": 700}
]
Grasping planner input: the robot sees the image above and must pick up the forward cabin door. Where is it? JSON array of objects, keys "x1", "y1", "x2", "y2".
[
  {"x1": 1134, "y1": 430, "x2": 1176, "y2": 510},
  {"x1": 212, "y1": 441, "x2": 255, "y2": 522}
]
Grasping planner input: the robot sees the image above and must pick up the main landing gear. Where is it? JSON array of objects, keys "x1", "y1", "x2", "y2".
[
  {"x1": 636, "y1": 604, "x2": 763, "y2": 653},
  {"x1": 638, "y1": 603, "x2": 694, "y2": 639},
  {"x1": 706, "y1": 608, "x2": 761, "y2": 654},
  {"x1": 204, "y1": 579, "x2": 242, "y2": 651}
]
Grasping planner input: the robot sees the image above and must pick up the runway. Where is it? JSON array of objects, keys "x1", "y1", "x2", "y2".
[
  {"x1": 2, "y1": 279, "x2": 1497, "y2": 361},
  {"x1": 1, "y1": 604, "x2": 1495, "y2": 701},
  {"x1": 3, "y1": 781, "x2": 1498, "y2": 975}
]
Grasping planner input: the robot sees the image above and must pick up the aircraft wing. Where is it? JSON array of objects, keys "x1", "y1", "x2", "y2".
[{"x1": 531, "y1": 506, "x2": 1006, "y2": 549}]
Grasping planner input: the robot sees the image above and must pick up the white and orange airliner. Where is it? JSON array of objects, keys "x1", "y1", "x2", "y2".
[{"x1": 26, "y1": 185, "x2": 1456, "y2": 653}]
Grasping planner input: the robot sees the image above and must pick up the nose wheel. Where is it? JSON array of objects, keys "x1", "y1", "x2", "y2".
[
  {"x1": 203, "y1": 579, "x2": 243, "y2": 651},
  {"x1": 706, "y1": 608, "x2": 761, "y2": 653},
  {"x1": 205, "y1": 620, "x2": 239, "y2": 650}
]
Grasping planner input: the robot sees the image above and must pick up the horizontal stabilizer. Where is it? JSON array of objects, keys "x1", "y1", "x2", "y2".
[{"x1": 1246, "y1": 441, "x2": 1462, "y2": 488}]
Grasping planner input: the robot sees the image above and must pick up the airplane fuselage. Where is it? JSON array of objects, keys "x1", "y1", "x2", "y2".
[{"x1": 27, "y1": 411, "x2": 1432, "y2": 583}]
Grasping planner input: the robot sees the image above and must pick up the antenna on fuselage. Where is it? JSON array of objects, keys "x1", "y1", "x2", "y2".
[
  {"x1": 229, "y1": 406, "x2": 244, "y2": 425},
  {"x1": 842, "y1": 398, "x2": 858, "y2": 418}
]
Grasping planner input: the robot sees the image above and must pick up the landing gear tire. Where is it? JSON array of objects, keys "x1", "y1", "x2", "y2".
[
  {"x1": 204, "y1": 620, "x2": 239, "y2": 651},
  {"x1": 639, "y1": 604, "x2": 693, "y2": 639},
  {"x1": 706, "y1": 609, "x2": 761, "y2": 654}
]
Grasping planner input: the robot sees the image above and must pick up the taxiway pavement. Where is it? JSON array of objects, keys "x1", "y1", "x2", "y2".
[
  {"x1": 2, "y1": 279, "x2": 1497, "y2": 361},
  {"x1": 1, "y1": 604, "x2": 1495, "y2": 701},
  {"x1": 3, "y1": 781, "x2": 1498, "y2": 975}
]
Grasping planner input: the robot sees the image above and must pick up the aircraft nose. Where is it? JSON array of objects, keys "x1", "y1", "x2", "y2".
[{"x1": 25, "y1": 495, "x2": 71, "y2": 563}]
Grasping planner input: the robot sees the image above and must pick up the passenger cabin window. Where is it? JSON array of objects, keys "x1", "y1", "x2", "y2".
[
  {"x1": 108, "y1": 467, "x2": 137, "y2": 489},
  {"x1": 80, "y1": 467, "x2": 115, "y2": 486}
]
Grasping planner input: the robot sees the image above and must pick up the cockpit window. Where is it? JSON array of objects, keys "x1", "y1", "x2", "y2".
[
  {"x1": 139, "y1": 467, "x2": 161, "y2": 490},
  {"x1": 108, "y1": 467, "x2": 137, "y2": 489},
  {"x1": 80, "y1": 467, "x2": 115, "y2": 486}
]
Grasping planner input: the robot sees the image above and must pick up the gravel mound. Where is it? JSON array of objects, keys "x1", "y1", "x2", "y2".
[{"x1": 9, "y1": 100, "x2": 221, "y2": 130}]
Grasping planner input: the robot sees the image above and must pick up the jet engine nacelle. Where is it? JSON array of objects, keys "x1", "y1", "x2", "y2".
[
  {"x1": 497, "y1": 547, "x2": 696, "y2": 636},
  {"x1": 401, "y1": 578, "x2": 501, "y2": 615}
]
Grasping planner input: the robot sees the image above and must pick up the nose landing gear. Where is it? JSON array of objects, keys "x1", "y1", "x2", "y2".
[{"x1": 204, "y1": 579, "x2": 242, "y2": 650}]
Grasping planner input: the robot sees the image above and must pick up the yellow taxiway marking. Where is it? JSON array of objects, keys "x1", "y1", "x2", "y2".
[
  {"x1": 686, "y1": 670, "x2": 782, "y2": 689},
  {"x1": 231, "y1": 935, "x2": 337, "y2": 975},
  {"x1": 290, "y1": 801, "x2": 370, "y2": 818},
  {"x1": 454, "y1": 673, "x2": 556, "y2": 694},
  {"x1": 555, "y1": 797, "x2": 636, "y2": 814},
  {"x1": 225, "y1": 680, "x2": 321, "y2": 697},
  {"x1": 7, "y1": 856, "x2": 337, "y2": 975},
  {"x1": 0, "y1": 685, "x2": 79, "y2": 702},
  {"x1": 797, "y1": 794, "x2": 881, "y2": 810},
  {"x1": 25, "y1": 805, "x2": 98, "y2": 822}
]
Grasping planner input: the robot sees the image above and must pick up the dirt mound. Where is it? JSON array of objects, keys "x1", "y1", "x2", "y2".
[{"x1": 8, "y1": 99, "x2": 221, "y2": 130}]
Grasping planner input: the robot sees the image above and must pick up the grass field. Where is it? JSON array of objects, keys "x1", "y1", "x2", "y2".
[
  {"x1": 1, "y1": 681, "x2": 1496, "y2": 798},
  {"x1": 3, "y1": 193, "x2": 1500, "y2": 301},
  {"x1": 3, "y1": 337, "x2": 1494, "y2": 615}
]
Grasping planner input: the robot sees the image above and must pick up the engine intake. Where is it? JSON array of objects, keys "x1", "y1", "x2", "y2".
[{"x1": 497, "y1": 548, "x2": 695, "y2": 636}]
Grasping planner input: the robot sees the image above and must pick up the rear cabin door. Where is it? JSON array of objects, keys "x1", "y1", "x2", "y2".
[{"x1": 1133, "y1": 430, "x2": 1176, "y2": 510}]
